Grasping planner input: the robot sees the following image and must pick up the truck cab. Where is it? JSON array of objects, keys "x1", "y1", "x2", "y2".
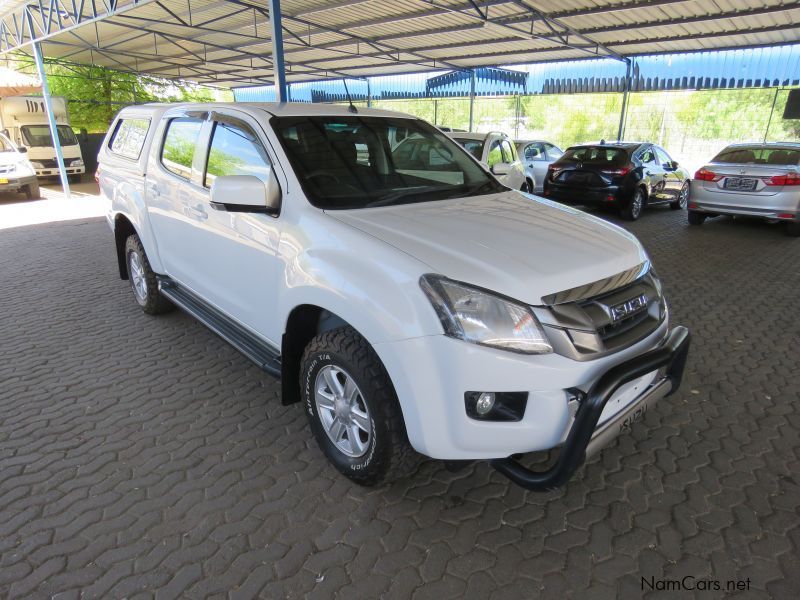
[{"x1": 0, "y1": 96, "x2": 86, "y2": 181}]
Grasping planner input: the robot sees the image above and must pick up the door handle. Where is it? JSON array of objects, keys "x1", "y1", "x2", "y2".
[{"x1": 189, "y1": 203, "x2": 208, "y2": 221}]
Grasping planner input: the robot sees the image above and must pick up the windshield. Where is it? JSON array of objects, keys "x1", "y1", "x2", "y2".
[
  {"x1": 272, "y1": 115, "x2": 503, "y2": 209},
  {"x1": 560, "y1": 146, "x2": 628, "y2": 165},
  {"x1": 712, "y1": 146, "x2": 800, "y2": 166},
  {"x1": 21, "y1": 124, "x2": 79, "y2": 147},
  {"x1": 452, "y1": 137, "x2": 484, "y2": 160}
]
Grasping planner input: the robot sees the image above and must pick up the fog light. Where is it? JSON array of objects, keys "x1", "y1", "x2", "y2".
[
  {"x1": 475, "y1": 392, "x2": 495, "y2": 415},
  {"x1": 465, "y1": 391, "x2": 528, "y2": 421}
]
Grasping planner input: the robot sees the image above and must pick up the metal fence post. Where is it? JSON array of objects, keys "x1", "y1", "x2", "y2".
[
  {"x1": 30, "y1": 40, "x2": 71, "y2": 199},
  {"x1": 515, "y1": 94, "x2": 521, "y2": 139}
]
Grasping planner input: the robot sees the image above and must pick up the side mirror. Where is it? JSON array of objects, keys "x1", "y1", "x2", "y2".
[
  {"x1": 210, "y1": 173, "x2": 281, "y2": 215},
  {"x1": 491, "y1": 162, "x2": 511, "y2": 176},
  {"x1": 664, "y1": 160, "x2": 678, "y2": 171},
  {"x1": 17, "y1": 146, "x2": 28, "y2": 153}
]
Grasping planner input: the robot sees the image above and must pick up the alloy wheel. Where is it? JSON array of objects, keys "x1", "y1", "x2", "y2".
[
  {"x1": 314, "y1": 365, "x2": 372, "y2": 457},
  {"x1": 128, "y1": 251, "x2": 148, "y2": 303}
]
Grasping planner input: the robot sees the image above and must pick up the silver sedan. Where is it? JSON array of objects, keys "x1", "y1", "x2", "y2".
[
  {"x1": 689, "y1": 142, "x2": 800, "y2": 237},
  {"x1": 515, "y1": 140, "x2": 563, "y2": 193}
]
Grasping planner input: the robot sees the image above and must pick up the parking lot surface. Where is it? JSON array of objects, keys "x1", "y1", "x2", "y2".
[{"x1": 1, "y1": 206, "x2": 798, "y2": 599}]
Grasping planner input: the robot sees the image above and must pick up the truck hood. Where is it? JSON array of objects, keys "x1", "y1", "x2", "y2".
[{"x1": 328, "y1": 191, "x2": 647, "y2": 305}]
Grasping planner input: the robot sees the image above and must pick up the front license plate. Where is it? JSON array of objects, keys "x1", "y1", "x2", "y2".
[
  {"x1": 724, "y1": 177, "x2": 757, "y2": 191},
  {"x1": 0, "y1": 178, "x2": 8, "y2": 184}
]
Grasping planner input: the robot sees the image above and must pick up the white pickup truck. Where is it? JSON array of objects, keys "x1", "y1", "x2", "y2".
[{"x1": 99, "y1": 103, "x2": 690, "y2": 490}]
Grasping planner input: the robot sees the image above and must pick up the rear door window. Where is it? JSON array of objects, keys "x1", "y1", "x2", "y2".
[
  {"x1": 161, "y1": 118, "x2": 203, "y2": 180},
  {"x1": 204, "y1": 119, "x2": 272, "y2": 188},
  {"x1": 500, "y1": 140, "x2": 516, "y2": 163},
  {"x1": 109, "y1": 118, "x2": 150, "y2": 160},
  {"x1": 544, "y1": 143, "x2": 563, "y2": 160},
  {"x1": 524, "y1": 143, "x2": 545, "y2": 160}
]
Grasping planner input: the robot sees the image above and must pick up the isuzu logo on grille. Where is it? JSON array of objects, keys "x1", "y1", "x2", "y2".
[{"x1": 610, "y1": 293, "x2": 648, "y2": 322}]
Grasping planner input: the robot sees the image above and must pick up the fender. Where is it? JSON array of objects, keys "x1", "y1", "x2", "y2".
[{"x1": 110, "y1": 177, "x2": 165, "y2": 275}]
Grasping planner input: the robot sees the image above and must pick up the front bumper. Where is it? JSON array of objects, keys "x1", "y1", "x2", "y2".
[
  {"x1": 492, "y1": 325, "x2": 690, "y2": 490},
  {"x1": 35, "y1": 166, "x2": 85, "y2": 178},
  {"x1": 0, "y1": 174, "x2": 37, "y2": 193}
]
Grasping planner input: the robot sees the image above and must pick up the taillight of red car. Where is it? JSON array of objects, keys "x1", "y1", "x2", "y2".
[
  {"x1": 765, "y1": 173, "x2": 800, "y2": 186},
  {"x1": 694, "y1": 168, "x2": 721, "y2": 182}
]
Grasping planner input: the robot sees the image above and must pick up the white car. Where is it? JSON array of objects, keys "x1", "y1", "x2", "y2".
[
  {"x1": 0, "y1": 132, "x2": 40, "y2": 199},
  {"x1": 100, "y1": 103, "x2": 690, "y2": 490},
  {"x1": 515, "y1": 139, "x2": 564, "y2": 193},
  {"x1": 449, "y1": 131, "x2": 528, "y2": 192}
]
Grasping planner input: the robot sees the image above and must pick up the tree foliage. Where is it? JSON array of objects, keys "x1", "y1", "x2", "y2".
[{"x1": 10, "y1": 61, "x2": 232, "y2": 132}]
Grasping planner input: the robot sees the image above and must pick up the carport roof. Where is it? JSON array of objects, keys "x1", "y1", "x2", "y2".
[{"x1": 1, "y1": 0, "x2": 799, "y2": 88}]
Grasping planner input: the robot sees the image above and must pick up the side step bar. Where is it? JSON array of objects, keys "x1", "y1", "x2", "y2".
[{"x1": 158, "y1": 278, "x2": 282, "y2": 378}]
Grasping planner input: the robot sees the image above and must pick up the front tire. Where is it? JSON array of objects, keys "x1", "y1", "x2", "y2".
[
  {"x1": 24, "y1": 182, "x2": 41, "y2": 200},
  {"x1": 301, "y1": 327, "x2": 416, "y2": 486},
  {"x1": 68, "y1": 174, "x2": 82, "y2": 184},
  {"x1": 124, "y1": 234, "x2": 174, "y2": 315},
  {"x1": 621, "y1": 187, "x2": 645, "y2": 221},
  {"x1": 670, "y1": 181, "x2": 689, "y2": 210},
  {"x1": 688, "y1": 210, "x2": 706, "y2": 226},
  {"x1": 521, "y1": 179, "x2": 533, "y2": 194}
]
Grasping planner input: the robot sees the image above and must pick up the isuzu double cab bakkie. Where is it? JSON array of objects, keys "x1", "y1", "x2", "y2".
[{"x1": 100, "y1": 103, "x2": 690, "y2": 490}]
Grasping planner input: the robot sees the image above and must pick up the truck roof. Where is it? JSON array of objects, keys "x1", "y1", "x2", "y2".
[{"x1": 120, "y1": 102, "x2": 416, "y2": 120}]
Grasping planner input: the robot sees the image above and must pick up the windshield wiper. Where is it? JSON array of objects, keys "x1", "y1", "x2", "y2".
[
  {"x1": 463, "y1": 181, "x2": 498, "y2": 197},
  {"x1": 364, "y1": 186, "x2": 438, "y2": 208}
]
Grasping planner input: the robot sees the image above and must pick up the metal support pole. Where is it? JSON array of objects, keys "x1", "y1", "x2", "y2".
[
  {"x1": 617, "y1": 58, "x2": 632, "y2": 142},
  {"x1": 268, "y1": 0, "x2": 287, "y2": 103},
  {"x1": 514, "y1": 94, "x2": 521, "y2": 139},
  {"x1": 764, "y1": 87, "x2": 780, "y2": 143},
  {"x1": 434, "y1": 99, "x2": 438, "y2": 126},
  {"x1": 468, "y1": 69, "x2": 476, "y2": 132},
  {"x1": 31, "y1": 41, "x2": 70, "y2": 199},
  {"x1": 366, "y1": 79, "x2": 371, "y2": 108}
]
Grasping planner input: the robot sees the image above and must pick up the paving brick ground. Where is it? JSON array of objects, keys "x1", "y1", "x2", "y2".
[{"x1": 1, "y1": 205, "x2": 798, "y2": 599}]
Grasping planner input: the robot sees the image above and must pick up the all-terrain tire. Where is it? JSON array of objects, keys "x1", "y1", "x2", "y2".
[
  {"x1": 124, "y1": 234, "x2": 174, "y2": 315},
  {"x1": 301, "y1": 326, "x2": 418, "y2": 486}
]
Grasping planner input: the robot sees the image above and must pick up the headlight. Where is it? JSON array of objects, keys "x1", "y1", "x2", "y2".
[
  {"x1": 14, "y1": 162, "x2": 36, "y2": 177},
  {"x1": 30, "y1": 161, "x2": 44, "y2": 169},
  {"x1": 420, "y1": 275, "x2": 552, "y2": 354},
  {"x1": 70, "y1": 158, "x2": 84, "y2": 167}
]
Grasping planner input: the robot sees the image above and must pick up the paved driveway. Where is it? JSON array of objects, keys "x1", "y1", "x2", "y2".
[{"x1": 1, "y1": 207, "x2": 798, "y2": 599}]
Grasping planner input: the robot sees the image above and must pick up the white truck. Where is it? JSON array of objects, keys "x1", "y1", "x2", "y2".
[
  {"x1": 0, "y1": 96, "x2": 85, "y2": 181},
  {"x1": 99, "y1": 102, "x2": 690, "y2": 490}
]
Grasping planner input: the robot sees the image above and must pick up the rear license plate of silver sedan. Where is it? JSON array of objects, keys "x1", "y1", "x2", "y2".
[{"x1": 724, "y1": 177, "x2": 758, "y2": 191}]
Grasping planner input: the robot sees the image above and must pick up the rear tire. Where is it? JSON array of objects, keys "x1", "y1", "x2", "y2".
[
  {"x1": 688, "y1": 210, "x2": 706, "y2": 226},
  {"x1": 785, "y1": 221, "x2": 800, "y2": 237},
  {"x1": 670, "y1": 181, "x2": 689, "y2": 210},
  {"x1": 24, "y1": 182, "x2": 41, "y2": 200},
  {"x1": 301, "y1": 326, "x2": 417, "y2": 486},
  {"x1": 124, "y1": 234, "x2": 174, "y2": 315},
  {"x1": 621, "y1": 187, "x2": 645, "y2": 221},
  {"x1": 521, "y1": 179, "x2": 533, "y2": 194}
]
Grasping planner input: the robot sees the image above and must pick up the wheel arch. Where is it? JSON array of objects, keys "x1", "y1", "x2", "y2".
[
  {"x1": 113, "y1": 214, "x2": 137, "y2": 279},
  {"x1": 280, "y1": 304, "x2": 354, "y2": 406}
]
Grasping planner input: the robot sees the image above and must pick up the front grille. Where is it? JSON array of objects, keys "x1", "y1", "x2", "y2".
[
  {"x1": 534, "y1": 268, "x2": 666, "y2": 361},
  {"x1": 37, "y1": 159, "x2": 58, "y2": 169},
  {"x1": 0, "y1": 165, "x2": 12, "y2": 175}
]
